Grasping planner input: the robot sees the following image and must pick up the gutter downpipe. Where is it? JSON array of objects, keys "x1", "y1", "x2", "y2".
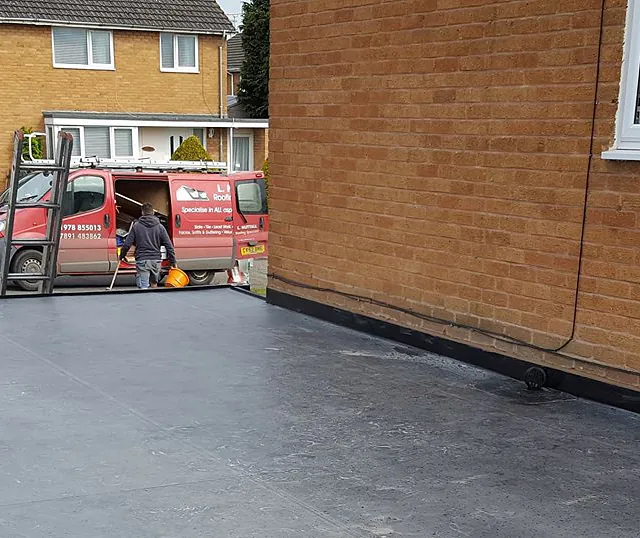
[
  {"x1": 219, "y1": 37, "x2": 225, "y2": 119},
  {"x1": 219, "y1": 32, "x2": 226, "y2": 165}
]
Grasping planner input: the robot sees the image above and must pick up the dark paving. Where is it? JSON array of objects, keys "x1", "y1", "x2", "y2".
[{"x1": 0, "y1": 289, "x2": 638, "y2": 538}]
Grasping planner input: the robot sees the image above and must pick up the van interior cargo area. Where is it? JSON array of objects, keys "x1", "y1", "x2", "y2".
[{"x1": 114, "y1": 178, "x2": 171, "y2": 237}]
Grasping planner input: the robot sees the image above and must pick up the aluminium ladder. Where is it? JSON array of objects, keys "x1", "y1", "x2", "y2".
[{"x1": 0, "y1": 131, "x2": 74, "y2": 295}]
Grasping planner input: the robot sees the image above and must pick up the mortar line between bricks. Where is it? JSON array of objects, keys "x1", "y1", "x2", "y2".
[{"x1": 4, "y1": 335, "x2": 373, "y2": 538}]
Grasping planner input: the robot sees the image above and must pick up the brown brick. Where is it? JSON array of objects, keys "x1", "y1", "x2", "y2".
[
  {"x1": 269, "y1": 0, "x2": 640, "y2": 391},
  {"x1": 0, "y1": 25, "x2": 228, "y2": 182}
]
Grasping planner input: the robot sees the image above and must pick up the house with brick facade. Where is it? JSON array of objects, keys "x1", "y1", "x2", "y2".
[
  {"x1": 227, "y1": 33, "x2": 244, "y2": 98},
  {"x1": 225, "y1": 31, "x2": 269, "y2": 157},
  {"x1": 0, "y1": 0, "x2": 269, "y2": 187},
  {"x1": 268, "y1": 0, "x2": 640, "y2": 407}
]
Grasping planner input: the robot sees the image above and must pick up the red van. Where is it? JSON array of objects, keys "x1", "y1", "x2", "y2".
[{"x1": 0, "y1": 167, "x2": 268, "y2": 290}]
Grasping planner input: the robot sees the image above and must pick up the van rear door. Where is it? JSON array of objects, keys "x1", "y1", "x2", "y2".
[
  {"x1": 232, "y1": 174, "x2": 268, "y2": 260},
  {"x1": 169, "y1": 175, "x2": 234, "y2": 271}
]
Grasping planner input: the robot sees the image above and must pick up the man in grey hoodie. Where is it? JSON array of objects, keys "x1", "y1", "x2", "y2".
[{"x1": 119, "y1": 203, "x2": 177, "y2": 289}]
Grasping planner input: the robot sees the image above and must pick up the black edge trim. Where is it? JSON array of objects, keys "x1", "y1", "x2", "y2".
[
  {"x1": 231, "y1": 286, "x2": 267, "y2": 300},
  {"x1": 267, "y1": 289, "x2": 640, "y2": 414}
]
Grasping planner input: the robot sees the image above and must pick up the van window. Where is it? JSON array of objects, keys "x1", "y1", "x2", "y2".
[
  {"x1": 236, "y1": 180, "x2": 267, "y2": 214},
  {"x1": 63, "y1": 175, "x2": 106, "y2": 217},
  {"x1": 0, "y1": 172, "x2": 52, "y2": 205}
]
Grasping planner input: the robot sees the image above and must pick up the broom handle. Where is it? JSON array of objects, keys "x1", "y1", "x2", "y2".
[{"x1": 108, "y1": 260, "x2": 121, "y2": 291}]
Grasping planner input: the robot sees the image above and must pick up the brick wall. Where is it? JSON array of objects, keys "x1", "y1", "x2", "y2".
[
  {"x1": 254, "y1": 128, "x2": 268, "y2": 169},
  {"x1": 0, "y1": 24, "x2": 227, "y2": 184},
  {"x1": 269, "y1": 0, "x2": 640, "y2": 389},
  {"x1": 206, "y1": 127, "x2": 228, "y2": 162}
]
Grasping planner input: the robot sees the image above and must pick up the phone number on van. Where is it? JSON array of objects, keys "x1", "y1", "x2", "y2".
[
  {"x1": 61, "y1": 233, "x2": 102, "y2": 240},
  {"x1": 62, "y1": 224, "x2": 102, "y2": 231}
]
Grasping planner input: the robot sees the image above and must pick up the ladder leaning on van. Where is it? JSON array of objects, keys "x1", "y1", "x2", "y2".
[{"x1": 0, "y1": 131, "x2": 74, "y2": 296}]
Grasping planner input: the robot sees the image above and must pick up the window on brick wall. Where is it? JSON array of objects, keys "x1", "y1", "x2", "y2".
[
  {"x1": 603, "y1": 0, "x2": 640, "y2": 159},
  {"x1": 52, "y1": 27, "x2": 114, "y2": 70},
  {"x1": 55, "y1": 127, "x2": 137, "y2": 160},
  {"x1": 160, "y1": 33, "x2": 198, "y2": 72}
]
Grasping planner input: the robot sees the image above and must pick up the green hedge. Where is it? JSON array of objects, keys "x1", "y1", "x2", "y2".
[{"x1": 171, "y1": 135, "x2": 211, "y2": 161}]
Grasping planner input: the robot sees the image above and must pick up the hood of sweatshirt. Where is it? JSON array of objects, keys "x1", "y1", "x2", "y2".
[{"x1": 138, "y1": 215, "x2": 160, "y2": 228}]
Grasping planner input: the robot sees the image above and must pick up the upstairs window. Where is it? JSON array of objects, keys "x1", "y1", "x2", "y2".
[
  {"x1": 52, "y1": 27, "x2": 114, "y2": 70},
  {"x1": 160, "y1": 33, "x2": 198, "y2": 72}
]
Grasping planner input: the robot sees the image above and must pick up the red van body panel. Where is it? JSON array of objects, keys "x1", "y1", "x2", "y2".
[{"x1": 168, "y1": 174, "x2": 235, "y2": 271}]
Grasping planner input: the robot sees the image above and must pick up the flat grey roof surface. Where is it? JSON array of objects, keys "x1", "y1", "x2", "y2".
[{"x1": 0, "y1": 289, "x2": 638, "y2": 537}]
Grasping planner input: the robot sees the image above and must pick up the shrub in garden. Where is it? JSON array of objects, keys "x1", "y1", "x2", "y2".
[{"x1": 171, "y1": 135, "x2": 211, "y2": 161}]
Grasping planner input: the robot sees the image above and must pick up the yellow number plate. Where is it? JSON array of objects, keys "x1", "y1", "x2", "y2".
[{"x1": 240, "y1": 245, "x2": 266, "y2": 256}]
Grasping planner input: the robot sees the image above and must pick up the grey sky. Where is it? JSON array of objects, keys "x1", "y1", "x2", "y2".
[{"x1": 217, "y1": 0, "x2": 246, "y2": 16}]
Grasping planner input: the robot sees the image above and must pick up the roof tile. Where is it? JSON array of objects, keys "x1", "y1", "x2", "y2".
[{"x1": 0, "y1": 0, "x2": 235, "y2": 34}]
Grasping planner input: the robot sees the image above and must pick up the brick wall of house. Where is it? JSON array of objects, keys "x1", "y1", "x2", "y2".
[
  {"x1": 206, "y1": 127, "x2": 228, "y2": 163},
  {"x1": 254, "y1": 128, "x2": 268, "y2": 170},
  {"x1": 0, "y1": 24, "x2": 227, "y2": 184},
  {"x1": 269, "y1": 0, "x2": 640, "y2": 390}
]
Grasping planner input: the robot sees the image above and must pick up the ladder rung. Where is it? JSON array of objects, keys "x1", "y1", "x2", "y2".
[
  {"x1": 9, "y1": 239, "x2": 56, "y2": 246},
  {"x1": 15, "y1": 202, "x2": 61, "y2": 209},
  {"x1": 7, "y1": 273, "x2": 52, "y2": 281},
  {"x1": 20, "y1": 164, "x2": 68, "y2": 172}
]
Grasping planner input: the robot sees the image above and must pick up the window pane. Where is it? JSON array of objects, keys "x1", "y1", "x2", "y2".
[
  {"x1": 114, "y1": 129, "x2": 134, "y2": 157},
  {"x1": 63, "y1": 176, "x2": 106, "y2": 216},
  {"x1": 53, "y1": 27, "x2": 88, "y2": 65},
  {"x1": 84, "y1": 127, "x2": 111, "y2": 159},
  {"x1": 177, "y1": 35, "x2": 196, "y2": 68},
  {"x1": 193, "y1": 128, "x2": 205, "y2": 145},
  {"x1": 62, "y1": 128, "x2": 82, "y2": 157},
  {"x1": 90, "y1": 30, "x2": 111, "y2": 65},
  {"x1": 160, "y1": 33, "x2": 174, "y2": 69},
  {"x1": 237, "y1": 182, "x2": 263, "y2": 213},
  {"x1": 233, "y1": 136, "x2": 250, "y2": 171}
]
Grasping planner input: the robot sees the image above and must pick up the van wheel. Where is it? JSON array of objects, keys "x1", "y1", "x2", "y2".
[
  {"x1": 186, "y1": 270, "x2": 215, "y2": 286},
  {"x1": 12, "y1": 249, "x2": 43, "y2": 292}
]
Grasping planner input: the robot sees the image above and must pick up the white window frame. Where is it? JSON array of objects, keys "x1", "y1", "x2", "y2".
[
  {"x1": 54, "y1": 126, "x2": 138, "y2": 160},
  {"x1": 229, "y1": 129, "x2": 254, "y2": 172},
  {"x1": 111, "y1": 128, "x2": 137, "y2": 159},
  {"x1": 603, "y1": 0, "x2": 640, "y2": 159},
  {"x1": 160, "y1": 33, "x2": 199, "y2": 73},
  {"x1": 51, "y1": 27, "x2": 115, "y2": 71}
]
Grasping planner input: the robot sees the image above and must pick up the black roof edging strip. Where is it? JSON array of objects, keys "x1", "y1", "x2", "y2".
[{"x1": 230, "y1": 286, "x2": 266, "y2": 300}]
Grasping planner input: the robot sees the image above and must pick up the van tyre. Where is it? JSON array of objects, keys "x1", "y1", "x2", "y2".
[
  {"x1": 186, "y1": 270, "x2": 215, "y2": 286},
  {"x1": 12, "y1": 249, "x2": 43, "y2": 292}
]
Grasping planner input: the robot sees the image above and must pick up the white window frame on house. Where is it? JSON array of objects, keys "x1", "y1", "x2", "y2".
[
  {"x1": 159, "y1": 33, "x2": 199, "y2": 73},
  {"x1": 229, "y1": 129, "x2": 254, "y2": 172},
  {"x1": 53, "y1": 126, "x2": 138, "y2": 160},
  {"x1": 603, "y1": 0, "x2": 640, "y2": 160},
  {"x1": 51, "y1": 27, "x2": 115, "y2": 70}
]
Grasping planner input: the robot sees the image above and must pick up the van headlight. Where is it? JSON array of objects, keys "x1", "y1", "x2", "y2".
[{"x1": 0, "y1": 220, "x2": 5, "y2": 234}]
